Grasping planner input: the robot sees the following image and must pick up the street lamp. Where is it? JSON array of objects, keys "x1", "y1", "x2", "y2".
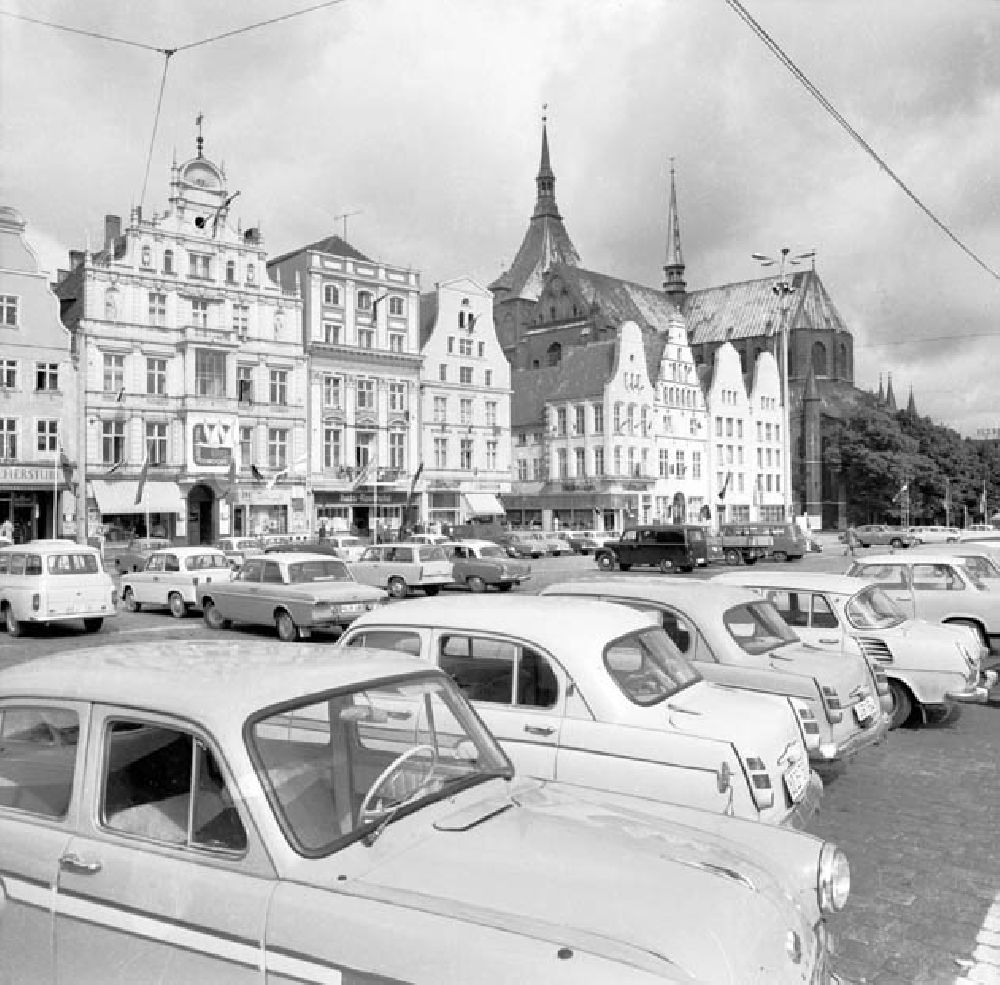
[{"x1": 752, "y1": 248, "x2": 814, "y2": 522}]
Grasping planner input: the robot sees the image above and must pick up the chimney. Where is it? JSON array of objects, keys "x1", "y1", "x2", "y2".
[
  {"x1": 104, "y1": 215, "x2": 122, "y2": 250},
  {"x1": 69, "y1": 250, "x2": 85, "y2": 269}
]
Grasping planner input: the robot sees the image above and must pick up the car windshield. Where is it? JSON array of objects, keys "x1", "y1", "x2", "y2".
[
  {"x1": 958, "y1": 555, "x2": 999, "y2": 579},
  {"x1": 845, "y1": 585, "x2": 905, "y2": 630},
  {"x1": 724, "y1": 601, "x2": 799, "y2": 655},
  {"x1": 603, "y1": 627, "x2": 702, "y2": 706},
  {"x1": 479, "y1": 545, "x2": 506, "y2": 559},
  {"x1": 957, "y1": 563, "x2": 988, "y2": 590},
  {"x1": 248, "y1": 673, "x2": 513, "y2": 855},
  {"x1": 288, "y1": 559, "x2": 352, "y2": 583}
]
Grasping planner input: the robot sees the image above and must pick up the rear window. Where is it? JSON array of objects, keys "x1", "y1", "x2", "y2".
[
  {"x1": 418, "y1": 547, "x2": 447, "y2": 562},
  {"x1": 185, "y1": 554, "x2": 230, "y2": 570},
  {"x1": 724, "y1": 601, "x2": 798, "y2": 655},
  {"x1": 46, "y1": 553, "x2": 99, "y2": 575},
  {"x1": 603, "y1": 627, "x2": 701, "y2": 706}
]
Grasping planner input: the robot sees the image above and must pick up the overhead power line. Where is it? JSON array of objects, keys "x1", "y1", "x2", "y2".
[
  {"x1": 855, "y1": 331, "x2": 997, "y2": 349},
  {"x1": 174, "y1": 0, "x2": 347, "y2": 52},
  {"x1": 0, "y1": 9, "x2": 167, "y2": 52},
  {"x1": 723, "y1": 0, "x2": 1000, "y2": 284}
]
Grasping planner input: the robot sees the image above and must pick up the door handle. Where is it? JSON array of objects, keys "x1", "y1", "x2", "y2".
[
  {"x1": 818, "y1": 638, "x2": 839, "y2": 644},
  {"x1": 524, "y1": 724, "x2": 554, "y2": 737},
  {"x1": 60, "y1": 853, "x2": 102, "y2": 875}
]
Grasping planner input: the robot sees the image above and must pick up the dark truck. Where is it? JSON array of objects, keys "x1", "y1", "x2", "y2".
[
  {"x1": 715, "y1": 524, "x2": 774, "y2": 566},
  {"x1": 594, "y1": 525, "x2": 707, "y2": 573}
]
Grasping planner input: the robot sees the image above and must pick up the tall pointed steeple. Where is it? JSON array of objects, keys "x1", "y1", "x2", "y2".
[
  {"x1": 885, "y1": 372, "x2": 897, "y2": 412},
  {"x1": 662, "y1": 159, "x2": 686, "y2": 300},
  {"x1": 533, "y1": 109, "x2": 561, "y2": 221},
  {"x1": 877, "y1": 373, "x2": 885, "y2": 404},
  {"x1": 906, "y1": 385, "x2": 917, "y2": 417}
]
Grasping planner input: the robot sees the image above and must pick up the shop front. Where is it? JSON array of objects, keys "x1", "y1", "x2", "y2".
[
  {"x1": 0, "y1": 464, "x2": 75, "y2": 542},
  {"x1": 229, "y1": 484, "x2": 309, "y2": 540},
  {"x1": 90, "y1": 478, "x2": 184, "y2": 542},
  {"x1": 503, "y1": 479, "x2": 654, "y2": 532},
  {"x1": 315, "y1": 486, "x2": 408, "y2": 540}
]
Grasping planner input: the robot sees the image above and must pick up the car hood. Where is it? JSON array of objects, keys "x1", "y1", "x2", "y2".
[{"x1": 335, "y1": 780, "x2": 817, "y2": 982}]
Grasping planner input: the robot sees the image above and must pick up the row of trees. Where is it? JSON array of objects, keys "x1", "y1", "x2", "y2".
[{"x1": 829, "y1": 396, "x2": 1000, "y2": 526}]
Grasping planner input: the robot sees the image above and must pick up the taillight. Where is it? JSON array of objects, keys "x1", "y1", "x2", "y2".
[
  {"x1": 872, "y1": 663, "x2": 890, "y2": 696},
  {"x1": 744, "y1": 756, "x2": 774, "y2": 810},
  {"x1": 791, "y1": 699, "x2": 821, "y2": 752},
  {"x1": 821, "y1": 685, "x2": 844, "y2": 723},
  {"x1": 32, "y1": 593, "x2": 40, "y2": 612}
]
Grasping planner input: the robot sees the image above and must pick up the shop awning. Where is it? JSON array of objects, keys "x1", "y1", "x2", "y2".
[
  {"x1": 91, "y1": 480, "x2": 184, "y2": 515},
  {"x1": 462, "y1": 492, "x2": 506, "y2": 516}
]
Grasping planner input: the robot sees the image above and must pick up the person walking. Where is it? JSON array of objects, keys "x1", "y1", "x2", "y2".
[{"x1": 844, "y1": 525, "x2": 859, "y2": 557}]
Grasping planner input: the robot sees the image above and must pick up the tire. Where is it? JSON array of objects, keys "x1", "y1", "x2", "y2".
[
  {"x1": 496, "y1": 582, "x2": 514, "y2": 592},
  {"x1": 203, "y1": 600, "x2": 229, "y2": 631},
  {"x1": 724, "y1": 549, "x2": 742, "y2": 566},
  {"x1": 888, "y1": 679, "x2": 913, "y2": 729},
  {"x1": 772, "y1": 551, "x2": 788, "y2": 563},
  {"x1": 387, "y1": 577, "x2": 408, "y2": 600},
  {"x1": 122, "y1": 587, "x2": 140, "y2": 613},
  {"x1": 168, "y1": 592, "x2": 187, "y2": 619},
  {"x1": 423, "y1": 586, "x2": 441, "y2": 597},
  {"x1": 596, "y1": 553, "x2": 616, "y2": 571},
  {"x1": 744, "y1": 555, "x2": 758, "y2": 566},
  {"x1": 658, "y1": 558, "x2": 675, "y2": 574},
  {"x1": 889, "y1": 538, "x2": 903, "y2": 548},
  {"x1": 467, "y1": 575, "x2": 487, "y2": 593},
  {"x1": 4, "y1": 606, "x2": 22, "y2": 637},
  {"x1": 275, "y1": 609, "x2": 300, "y2": 642},
  {"x1": 83, "y1": 618, "x2": 103, "y2": 633},
  {"x1": 618, "y1": 563, "x2": 632, "y2": 572}
]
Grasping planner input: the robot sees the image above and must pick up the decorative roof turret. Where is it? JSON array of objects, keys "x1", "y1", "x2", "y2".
[{"x1": 662, "y1": 159, "x2": 686, "y2": 300}]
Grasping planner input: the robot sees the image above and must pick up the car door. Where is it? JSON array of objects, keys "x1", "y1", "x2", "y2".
[
  {"x1": 54, "y1": 708, "x2": 274, "y2": 985},
  {"x1": 764, "y1": 590, "x2": 843, "y2": 650},
  {"x1": 224, "y1": 557, "x2": 264, "y2": 622},
  {"x1": 0, "y1": 701, "x2": 85, "y2": 985},
  {"x1": 435, "y1": 631, "x2": 563, "y2": 779},
  {"x1": 909, "y1": 561, "x2": 971, "y2": 623},
  {"x1": 156, "y1": 553, "x2": 182, "y2": 607},
  {"x1": 132, "y1": 553, "x2": 163, "y2": 606}
]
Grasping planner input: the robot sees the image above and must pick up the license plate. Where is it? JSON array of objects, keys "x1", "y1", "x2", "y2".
[
  {"x1": 340, "y1": 603, "x2": 363, "y2": 614},
  {"x1": 853, "y1": 696, "x2": 878, "y2": 723},
  {"x1": 783, "y1": 760, "x2": 808, "y2": 802}
]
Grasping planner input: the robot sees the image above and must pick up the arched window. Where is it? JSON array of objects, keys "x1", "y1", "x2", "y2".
[
  {"x1": 389, "y1": 296, "x2": 404, "y2": 317},
  {"x1": 324, "y1": 283, "x2": 340, "y2": 306},
  {"x1": 163, "y1": 250, "x2": 174, "y2": 274},
  {"x1": 812, "y1": 341, "x2": 828, "y2": 377},
  {"x1": 357, "y1": 290, "x2": 373, "y2": 311},
  {"x1": 546, "y1": 342, "x2": 562, "y2": 367}
]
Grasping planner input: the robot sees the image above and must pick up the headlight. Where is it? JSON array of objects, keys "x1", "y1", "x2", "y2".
[{"x1": 817, "y1": 843, "x2": 850, "y2": 913}]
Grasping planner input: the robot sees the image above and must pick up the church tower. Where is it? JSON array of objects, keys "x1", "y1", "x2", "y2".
[
  {"x1": 662, "y1": 161, "x2": 686, "y2": 301},
  {"x1": 885, "y1": 373, "x2": 897, "y2": 412}
]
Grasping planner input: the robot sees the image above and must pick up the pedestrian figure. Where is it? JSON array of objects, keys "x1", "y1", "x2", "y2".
[{"x1": 844, "y1": 525, "x2": 859, "y2": 557}]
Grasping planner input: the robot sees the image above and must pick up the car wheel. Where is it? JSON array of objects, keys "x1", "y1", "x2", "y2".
[
  {"x1": 122, "y1": 587, "x2": 140, "y2": 613},
  {"x1": 168, "y1": 592, "x2": 187, "y2": 619},
  {"x1": 83, "y1": 618, "x2": 103, "y2": 633},
  {"x1": 4, "y1": 606, "x2": 22, "y2": 637},
  {"x1": 596, "y1": 553, "x2": 615, "y2": 571},
  {"x1": 772, "y1": 551, "x2": 788, "y2": 563},
  {"x1": 618, "y1": 563, "x2": 632, "y2": 572},
  {"x1": 724, "y1": 548, "x2": 742, "y2": 566},
  {"x1": 496, "y1": 582, "x2": 514, "y2": 592},
  {"x1": 275, "y1": 609, "x2": 300, "y2": 642},
  {"x1": 388, "y1": 577, "x2": 408, "y2": 600},
  {"x1": 658, "y1": 558, "x2": 675, "y2": 574},
  {"x1": 467, "y1": 575, "x2": 487, "y2": 593},
  {"x1": 423, "y1": 586, "x2": 441, "y2": 597},
  {"x1": 889, "y1": 538, "x2": 903, "y2": 548},
  {"x1": 203, "y1": 600, "x2": 229, "y2": 631},
  {"x1": 888, "y1": 679, "x2": 914, "y2": 729}
]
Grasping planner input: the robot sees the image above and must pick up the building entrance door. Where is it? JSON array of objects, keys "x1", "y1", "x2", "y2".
[{"x1": 187, "y1": 484, "x2": 216, "y2": 545}]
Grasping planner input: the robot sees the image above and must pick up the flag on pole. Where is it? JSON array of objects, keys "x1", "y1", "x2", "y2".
[
  {"x1": 266, "y1": 468, "x2": 288, "y2": 491},
  {"x1": 251, "y1": 464, "x2": 266, "y2": 483},
  {"x1": 717, "y1": 471, "x2": 731, "y2": 501},
  {"x1": 891, "y1": 482, "x2": 909, "y2": 504},
  {"x1": 352, "y1": 463, "x2": 371, "y2": 489},
  {"x1": 133, "y1": 456, "x2": 150, "y2": 506},
  {"x1": 105, "y1": 459, "x2": 126, "y2": 476}
]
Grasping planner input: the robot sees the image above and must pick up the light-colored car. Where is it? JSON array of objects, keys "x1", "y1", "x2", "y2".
[
  {"x1": 104, "y1": 536, "x2": 172, "y2": 573},
  {"x1": 847, "y1": 525, "x2": 916, "y2": 549},
  {"x1": 338, "y1": 596, "x2": 822, "y2": 827},
  {"x1": 907, "y1": 542, "x2": 1000, "y2": 582},
  {"x1": 441, "y1": 540, "x2": 531, "y2": 592},
  {"x1": 349, "y1": 542, "x2": 453, "y2": 599},
  {"x1": 906, "y1": 525, "x2": 961, "y2": 544},
  {"x1": 0, "y1": 641, "x2": 853, "y2": 985},
  {"x1": 409, "y1": 532, "x2": 448, "y2": 546},
  {"x1": 711, "y1": 571, "x2": 990, "y2": 728},
  {"x1": 846, "y1": 553, "x2": 1000, "y2": 653},
  {"x1": 322, "y1": 532, "x2": 367, "y2": 562},
  {"x1": 121, "y1": 547, "x2": 233, "y2": 618},
  {"x1": 518, "y1": 530, "x2": 570, "y2": 556},
  {"x1": 213, "y1": 536, "x2": 263, "y2": 568},
  {"x1": 542, "y1": 578, "x2": 890, "y2": 764},
  {"x1": 198, "y1": 552, "x2": 386, "y2": 641},
  {"x1": 493, "y1": 530, "x2": 545, "y2": 558},
  {"x1": 0, "y1": 540, "x2": 116, "y2": 636},
  {"x1": 960, "y1": 524, "x2": 998, "y2": 539}
]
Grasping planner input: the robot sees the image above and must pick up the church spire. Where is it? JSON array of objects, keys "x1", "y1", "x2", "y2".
[
  {"x1": 906, "y1": 385, "x2": 917, "y2": 417},
  {"x1": 532, "y1": 107, "x2": 561, "y2": 221},
  {"x1": 877, "y1": 373, "x2": 885, "y2": 404},
  {"x1": 662, "y1": 159, "x2": 686, "y2": 300},
  {"x1": 885, "y1": 372, "x2": 897, "y2": 412}
]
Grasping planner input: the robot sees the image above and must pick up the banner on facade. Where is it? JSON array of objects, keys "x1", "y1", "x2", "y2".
[{"x1": 191, "y1": 418, "x2": 235, "y2": 467}]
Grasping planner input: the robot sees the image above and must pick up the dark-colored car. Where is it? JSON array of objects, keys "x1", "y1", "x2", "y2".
[
  {"x1": 595, "y1": 525, "x2": 703, "y2": 573},
  {"x1": 263, "y1": 541, "x2": 344, "y2": 558},
  {"x1": 846, "y1": 525, "x2": 916, "y2": 549}
]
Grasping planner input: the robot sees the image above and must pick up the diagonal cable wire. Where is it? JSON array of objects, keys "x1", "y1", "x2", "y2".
[
  {"x1": 0, "y1": 9, "x2": 167, "y2": 52},
  {"x1": 723, "y1": 0, "x2": 1000, "y2": 284},
  {"x1": 139, "y1": 52, "x2": 174, "y2": 210},
  {"x1": 174, "y1": 0, "x2": 347, "y2": 52}
]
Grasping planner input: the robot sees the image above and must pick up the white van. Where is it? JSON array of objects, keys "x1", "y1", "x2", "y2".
[{"x1": 0, "y1": 540, "x2": 117, "y2": 636}]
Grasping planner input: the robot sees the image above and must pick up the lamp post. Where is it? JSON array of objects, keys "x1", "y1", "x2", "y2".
[{"x1": 751, "y1": 248, "x2": 814, "y2": 522}]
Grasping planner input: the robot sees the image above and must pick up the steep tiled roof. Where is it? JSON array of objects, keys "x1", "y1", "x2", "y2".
[
  {"x1": 269, "y1": 234, "x2": 372, "y2": 267},
  {"x1": 418, "y1": 291, "x2": 439, "y2": 349},
  {"x1": 511, "y1": 339, "x2": 616, "y2": 427},
  {"x1": 492, "y1": 216, "x2": 580, "y2": 299}
]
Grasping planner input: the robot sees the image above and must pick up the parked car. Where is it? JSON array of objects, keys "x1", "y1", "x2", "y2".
[
  {"x1": 121, "y1": 547, "x2": 232, "y2": 618},
  {"x1": 264, "y1": 540, "x2": 344, "y2": 558},
  {"x1": 0, "y1": 540, "x2": 116, "y2": 636},
  {"x1": 595, "y1": 525, "x2": 705, "y2": 573},
  {"x1": 716, "y1": 524, "x2": 773, "y2": 565},
  {"x1": 906, "y1": 542, "x2": 1000, "y2": 582},
  {"x1": 440, "y1": 539, "x2": 531, "y2": 592},
  {"x1": 846, "y1": 553, "x2": 1000, "y2": 653},
  {"x1": 489, "y1": 530, "x2": 543, "y2": 558},
  {"x1": 847, "y1": 525, "x2": 917, "y2": 549},
  {"x1": 564, "y1": 528, "x2": 616, "y2": 554},
  {"x1": 349, "y1": 542, "x2": 453, "y2": 599},
  {"x1": 338, "y1": 595, "x2": 822, "y2": 827},
  {"x1": 906, "y1": 525, "x2": 961, "y2": 544},
  {"x1": 319, "y1": 532, "x2": 368, "y2": 562},
  {"x1": 0, "y1": 641, "x2": 850, "y2": 985},
  {"x1": 541, "y1": 578, "x2": 890, "y2": 764},
  {"x1": 409, "y1": 532, "x2": 448, "y2": 546},
  {"x1": 960, "y1": 524, "x2": 997, "y2": 538},
  {"x1": 198, "y1": 552, "x2": 386, "y2": 641},
  {"x1": 710, "y1": 571, "x2": 991, "y2": 728},
  {"x1": 213, "y1": 536, "x2": 263, "y2": 568},
  {"x1": 521, "y1": 530, "x2": 571, "y2": 556},
  {"x1": 718, "y1": 522, "x2": 807, "y2": 562},
  {"x1": 104, "y1": 536, "x2": 171, "y2": 573}
]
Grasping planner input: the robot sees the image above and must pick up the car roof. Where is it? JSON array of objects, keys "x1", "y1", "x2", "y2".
[
  {"x1": 542, "y1": 577, "x2": 761, "y2": 609},
  {"x1": 445, "y1": 539, "x2": 499, "y2": 549},
  {"x1": 151, "y1": 546, "x2": 226, "y2": 556},
  {"x1": 855, "y1": 553, "x2": 969, "y2": 566},
  {"x1": 0, "y1": 642, "x2": 431, "y2": 726},
  {"x1": 249, "y1": 551, "x2": 347, "y2": 563},
  {"x1": 0, "y1": 540, "x2": 98, "y2": 555},
  {"x1": 350, "y1": 595, "x2": 658, "y2": 644},
  {"x1": 710, "y1": 571, "x2": 873, "y2": 594}
]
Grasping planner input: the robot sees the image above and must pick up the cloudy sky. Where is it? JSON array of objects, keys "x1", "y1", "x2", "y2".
[{"x1": 3, "y1": 0, "x2": 998, "y2": 435}]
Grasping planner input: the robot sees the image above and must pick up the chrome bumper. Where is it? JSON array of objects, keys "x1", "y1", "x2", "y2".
[
  {"x1": 947, "y1": 683, "x2": 991, "y2": 704},
  {"x1": 782, "y1": 771, "x2": 823, "y2": 830},
  {"x1": 812, "y1": 712, "x2": 889, "y2": 763}
]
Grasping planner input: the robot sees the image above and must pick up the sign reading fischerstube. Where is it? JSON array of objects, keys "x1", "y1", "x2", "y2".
[{"x1": 0, "y1": 465, "x2": 60, "y2": 485}]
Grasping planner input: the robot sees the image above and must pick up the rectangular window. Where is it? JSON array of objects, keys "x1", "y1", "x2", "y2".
[
  {"x1": 765, "y1": 423, "x2": 773, "y2": 442},
  {"x1": 517, "y1": 458, "x2": 528, "y2": 481},
  {"x1": 35, "y1": 363, "x2": 58, "y2": 391},
  {"x1": 737, "y1": 447, "x2": 743, "y2": 466},
  {"x1": 188, "y1": 254, "x2": 211, "y2": 279},
  {"x1": 557, "y1": 408, "x2": 567, "y2": 435},
  {"x1": 460, "y1": 439, "x2": 473, "y2": 470},
  {"x1": 389, "y1": 431, "x2": 405, "y2": 469},
  {"x1": 692, "y1": 451, "x2": 702, "y2": 479},
  {"x1": 757, "y1": 421, "x2": 763, "y2": 442},
  {"x1": 148, "y1": 292, "x2": 166, "y2": 326},
  {"x1": 240, "y1": 425, "x2": 252, "y2": 466},
  {"x1": 460, "y1": 398, "x2": 473, "y2": 425},
  {"x1": 676, "y1": 450, "x2": 686, "y2": 477},
  {"x1": 356, "y1": 379, "x2": 375, "y2": 411},
  {"x1": 532, "y1": 457, "x2": 544, "y2": 480},
  {"x1": 628, "y1": 447, "x2": 636, "y2": 476},
  {"x1": 0, "y1": 707, "x2": 78, "y2": 819},
  {"x1": 194, "y1": 349, "x2": 226, "y2": 397},
  {"x1": 447, "y1": 337, "x2": 455, "y2": 354},
  {"x1": 36, "y1": 420, "x2": 58, "y2": 453},
  {"x1": 389, "y1": 382, "x2": 406, "y2": 413},
  {"x1": 146, "y1": 422, "x2": 167, "y2": 465},
  {"x1": 267, "y1": 428, "x2": 288, "y2": 469},
  {"x1": 593, "y1": 404, "x2": 604, "y2": 434},
  {"x1": 433, "y1": 396, "x2": 447, "y2": 423},
  {"x1": 557, "y1": 448, "x2": 568, "y2": 478},
  {"x1": 0, "y1": 295, "x2": 18, "y2": 326},
  {"x1": 434, "y1": 437, "x2": 448, "y2": 469},
  {"x1": 191, "y1": 299, "x2": 209, "y2": 328},
  {"x1": 725, "y1": 418, "x2": 733, "y2": 437},
  {"x1": 323, "y1": 375, "x2": 342, "y2": 409},
  {"x1": 574, "y1": 447, "x2": 585, "y2": 476},
  {"x1": 659, "y1": 448, "x2": 669, "y2": 477},
  {"x1": 737, "y1": 473, "x2": 745, "y2": 493},
  {"x1": 103, "y1": 353, "x2": 125, "y2": 394},
  {"x1": 726, "y1": 445, "x2": 734, "y2": 465},
  {"x1": 102, "y1": 420, "x2": 125, "y2": 464},
  {"x1": 323, "y1": 322, "x2": 341, "y2": 344},
  {"x1": 486, "y1": 401, "x2": 498, "y2": 428},
  {"x1": 237, "y1": 365, "x2": 254, "y2": 404},
  {"x1": 737, "y1": 420, "x2": 744, "y2": 439},
  {"x1": 486, "y1": 440, "x2": 498, "y2": 471},
  {"x1": 389, "y1": 333, "x2": 405, "y2": 353},
  {"x1": 477, "y1": 341, "x2": 485, "y2": 358},
  {"x1": 766, "y1": 448, "x2": 773, "y2": 467},
  {"x1": 614, "y1": 446, "x2": 622, "y2": 475},
  {"x1": 439, "y1": 364, "x2": 447, "y2": 382},
  {"x1": 775, "y1": 424, "x2": 780, "y2": 442},
  {"x1": 146, "y1": 358, "x2": 167, "y2": 395},
  {"x1": 715, "y1": 416, "x2": 723, "y2": 437},
  {"x1": 459, "y1": 366, "x2": 473, "y2": 385},
  {"x1": 594, "y1": 446, "x2": 605, "y2": 476},
  {"x1": 324, "y1": 428, "x2": 341, "y2": 468},
  {"x1": 269, "y1": 369, "x2": 288, "y2": 405},
  {"x1": 484, "y1": 369, "x2": 493, "y2": 387},
  {"x1": 575, "y1": 405, "x2": 586, "y2": 435},
  {"x1": 459, "y1": 338, "x2": 473, "y2": 357},
  {"x1": 357, "y1": 328, "x2": 374, "y2": 349},
  {"x1": 233, "y1": 304, "x2": 249, "y2": 339},
  {"x1": 0, "y1": 360, "x2": 16, "y2": 388}
]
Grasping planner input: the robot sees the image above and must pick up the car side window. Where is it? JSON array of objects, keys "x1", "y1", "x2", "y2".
[
  {"x1": 145, "y1": 554, "x2": 164, "y2": 573},
  {"x1": 262, "y1": 562, "x2": 284, "y2": 584},
  {"x1": 767, "y1": 590, "x2": 807, "y2": 627},
  {"x1": 515, "y1": 647, "x2": 559, "y2": 709},
  {"x1": 0, "y1": 706, "x2": 79, "y2": 818},
  {"x1": 241, "y1": 559, "x2": 264, "y2": 582},
  {"x1": 163, "y1": 555, "x2": 180, "y2": 573},
  {"x1": 9, "y1": 554, "x2": 25, "y2": 575},
  {"x1": 0, "y1": 555, "x2": 7, "y2": 574},
  {"x1": 102, "y1": 720, "x2": 247, "y2": 852},
  {"x1": 344, "y1": 629, "x2": 423, "y2": 656},
  {"x1": 657, "y1": 608, "x2": 694, "y2": 654},
  {"x1": 439, "y1": 634, "x2": 516, "y2": 705},
  {"x1": 912, "y1": 563, "x2": 961, "y2": 591},
  {"x1": 810, "y1": 594, "x2": 839, "y2": 629},
  {"x1": 859, "y1": 564, "x2": 908, "y2": 589}
]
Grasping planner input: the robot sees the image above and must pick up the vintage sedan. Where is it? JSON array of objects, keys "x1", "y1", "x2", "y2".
[
  {"x1": 0, "y1": 642, "x2": 852, "y2": 985},
  {"x1": 849, "y1": 524, "x2": 916, "y2": 549},
  {"x1": 907, "y1": 542, "x2": 1000, "y2": 581},
  {"x1": 120, "y1": 546, "x2": 232, "y2": 618},
  {"x1": 198, "y1": 552, "x2": 386, "y2": 641},
  {"x1": 711, "y1": 571, "x2": 990, "y2": 728},
  {"x1": 847, "y1": 553, "x2": 1000, "y2": 653},
  {"x1": 490, "y1": 530, "x2": 544, "y2": 558},
  {"x1": 104, "y1": 536, "x2": 171, "y2": 573},
  {"x1": 542, "y1": 579, "x2": 890, "y2": 764},
  {"x1": 441, "y1": 539, "x2": 531, "y2": 592},
  {"x1": 349, "y1": 542, "x2": 453, "y2": 599},
  {"x1": 338, "y1": 596, "x2": 823, "y2": 828},
  {"x1": 213, "y1": 536, "x2": 263, "y2": 569}
]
